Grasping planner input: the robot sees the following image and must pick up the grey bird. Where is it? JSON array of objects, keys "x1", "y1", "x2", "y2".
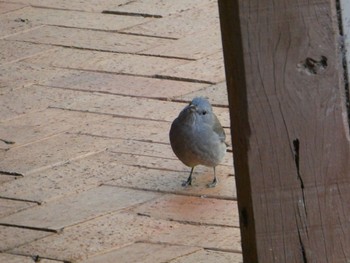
[{"x1": 169, "y1": 97, "x2": 226, "y2": 188}]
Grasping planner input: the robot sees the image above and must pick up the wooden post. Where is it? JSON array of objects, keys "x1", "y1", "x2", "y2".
[
  {"x1": 340, "y1": 0, "x2": 350, "y2": 81},
  {"x1": 218, "y1": 0, "x2": 350, "y2": 262}
]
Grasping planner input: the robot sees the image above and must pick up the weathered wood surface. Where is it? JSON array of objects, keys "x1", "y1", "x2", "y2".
[
  {"x1": 219, "y1": 0, "x2": 350, "y2": 262},
  {"x1": 0, "y1": 0, "x2": 239, "y2": 262}
]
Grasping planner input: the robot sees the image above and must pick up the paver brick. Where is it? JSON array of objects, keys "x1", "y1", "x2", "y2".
[
  {"x1": 0, "y1": 198, "x2": 36, "y2": 219},
  {"x1": 178, "y1": 81, "x2": 229, "y2": 106},
  {"x1": 40, "y1": 69, "x2": 207, "y2": 99},
  {"x1": 0, "y1": 151, "x2": 135, "y2": 203},
  {"x1": 82, "y1": 242, "x2": 200, "y2": 263},
  {"x1": 0, "y1": 11, "x2": 40, "y2": 38},
  {"x1": 0, "y1": 85, "x2": 81, "y2": 121},
  {"x1": 0, "y1": 133, "x2": 113, "y2": 175},
  {"x1": 0, "y1": 253, "x2": 35, "y2": 263},
  {"x1": 0, "y1": 2, "x2": 27, "y2": 14},
  {"x1": 107, "y1": 139, "x2": 234, "y2": 167},
  {"x1": 0, "y1": 225, "x2": 51, "y2": 251},
  {"x1": 23, "y1": 47, "x2": 188, "y2": 76},
  {"x1": 129, "y1": 194, "x2": 239, "y2": 227},
  {"x1": 1, "y1": 6, "x2": 150, "y2": 31},
  {"x1": 171, "y1": 249, "x2": 243, "y2": 263},
  {"x1": 108, "y1": 151, "x2": 234, "y2": 174},
  {"x1": 0, "y1": 186, "x2": 160, "y2": 231},
  {"x1": 114, "y1": 0, "x2": 215, "y2": 17},
  {"x1": 7, "y1": 25, "x2": 173, "y2": 53},
  {"x1": 50, "y1": 91, "x2": 231, "y2": 126},
  {"x1": 70, "y1": 117, "x2": 171, "y2": 143},
  {"x1": 106, "y1": 165, "x2": 236, "y2": 200},
  {"x1": 141, "y1": 28, "x2": 222, "y2": 60},
  {"x1": 11, "y1": 211, "x2": 240, "y2": 262},
  {"x1": 0, "y1": 108, "x2": 112, "y2": 148},
  {"x1": 9, "y1": 212, "x2": 172, "y2": 261},
  {"x1": 2, "y1": 0, "x2": 131, "y2": 12},
  {"x1": 0, "y1": 40, "x2": 53, "y2": 65},
  {"x1": 0, "y1": 62, "x2": 62, "y2": 94},
  {"x1": 122, "y1": 1, "x2": 220, "y2": 39},
  {"x1": 0, "y1": 174, "x2": 15, "y2": 185},
  {"x1": 147, "y1": 219, "x2": 241, "y2": 252},
  {"x1": 159, "y1": 51, "x2": 226, "y2": 83}
]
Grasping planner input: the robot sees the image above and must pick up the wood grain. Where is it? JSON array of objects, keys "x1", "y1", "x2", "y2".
[{"x1": 219, "y1": 0, "x2": 350, "y2": 262}]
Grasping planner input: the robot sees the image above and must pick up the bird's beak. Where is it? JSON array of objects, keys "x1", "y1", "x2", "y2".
[{"x1": 189, "y1": 104, "x2": 196, "y2": 112}]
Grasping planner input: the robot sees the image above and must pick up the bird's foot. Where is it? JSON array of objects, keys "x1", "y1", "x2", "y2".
[
  {"x1": 207, "y1": 178, "x2": 217, "y2": 188},
  {"x1": 182, "y1": 168, "x2": 194, "y2": 187},
  {"x1": 182, "y1": 178, "x2": 192, "y2": 187}
]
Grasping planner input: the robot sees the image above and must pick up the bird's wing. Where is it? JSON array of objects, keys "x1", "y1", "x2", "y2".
[{"x1": 212, "y1": 114, "x2": 226, "y2": 142}]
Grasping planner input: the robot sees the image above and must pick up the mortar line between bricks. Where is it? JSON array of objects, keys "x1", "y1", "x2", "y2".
[
  {"x1": 103, "y1": 184, "x2": 237, "y2": 201},
  {"x1": 51, "y1": 194, "x2": 164, "y2": 233},
  {"x1": 203, "y1": 246, "x2": 243, "y2": 254},
  {"x1": 106, "y1": 148, "x2": 235, "y2": 169},
  {"x1": 30, "y1": 4, "x2": 94, "y2": 13},
  {"x1": 7, "y1": 39, "x2": 194, "y2": 61},
  {"x1": 161, "y1": 218, "x2": 239, "y2": 229},
  {"x1": 48, "y1": 106, "x2": 171, "y2": 123},
  {"x1": 4, "y1": 131, "x2": 67, "y2": 150},
  {"x1": 65, "y1": 131, "x2": 169, "y2": 145},
  {"x1": 36, "y1": 85, "x2": 230, "y2": 112},
  {"x1": 40, "y1": 83, "x2": 230, "y2": 108},
  {"x1": 47, "y1": 24, "x2": 179, "y2": 40},
  {"x1": 6, "y1": 251, "x2": 71, "y2": 263},
  {"x1": 0, "y1": 196, "x2": 41, "y2": 205},
  {"x1": 1, "y1": 46, "x2": 58, "y2": 66},
  {"x1": 50, "y1": 66, "x2": 211, "y2": 84},
  {"x1": 133, "y1": 241, "x2": 203, "y2": 262},
  {"x1": 135, "y1": 240, "x2": 242, "y2": 254},
  {"x1": 153, "y1": 74, "x2": 216, "y2": 84},
  {"x1": 24, "y1": 149, "x2": 107, "y2": 176},
  {"x1": 37, "y1": 83, "x2": 196, "y2": 102},
  {"x1": 0, "y1": 171, "x2": 23, "y2": 177},
  {"x1": 0, "y1": 25, "x2": 46, "y2": 41},
  {"x1": 0, "y1": 5, "x2": 27, "y2": 15},
  {"x1": 101, "y1": 10, "x2": 162, "y2": 18},
  {"x1": 0, "y1": 223, "x2": 61, "y2": 233}
]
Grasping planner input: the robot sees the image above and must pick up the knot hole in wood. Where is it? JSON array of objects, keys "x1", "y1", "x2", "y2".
[{"x1": 297, "y1": 56, "x2": 328, "y2": 75}]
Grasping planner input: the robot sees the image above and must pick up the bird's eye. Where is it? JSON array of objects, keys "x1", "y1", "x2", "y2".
[{"x1": 202, "y1": 111, "x2": 207, "y2": 115}]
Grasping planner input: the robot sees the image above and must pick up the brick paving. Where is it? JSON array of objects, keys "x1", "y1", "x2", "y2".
[{"x1": 0, "y1": 0, "x2": 242, "y2": 262}]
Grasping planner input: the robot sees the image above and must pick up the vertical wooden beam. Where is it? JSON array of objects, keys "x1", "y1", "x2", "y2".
[{"x1": 218, "y1": 0, "x2": 350, "y2": 262}]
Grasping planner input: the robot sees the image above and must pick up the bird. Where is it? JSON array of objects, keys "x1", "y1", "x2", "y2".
[{"x1": 169, "y1": 97, "x2": 226, "y2": 188}]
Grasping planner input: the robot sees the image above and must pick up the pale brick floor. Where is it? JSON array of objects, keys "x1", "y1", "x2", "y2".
[{"x1": 0, "y1": 0, "x2": 242, "y2": 262}]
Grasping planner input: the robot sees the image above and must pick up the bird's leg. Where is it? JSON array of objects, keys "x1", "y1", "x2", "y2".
[
  {"x1": 182, "y1": 167, "x2": 194, "y2": 187},
  {"x1": 207, "y1": 167, "x2": 218, "y2": 188}
]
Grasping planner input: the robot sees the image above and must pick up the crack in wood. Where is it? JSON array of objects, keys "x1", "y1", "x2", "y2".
[
  {"x1": 293, "y1": 139, "x2": 308, "y2": 217},
  {"x1": 297, "y1": 227, "x2": 308, "y2": 263}
]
